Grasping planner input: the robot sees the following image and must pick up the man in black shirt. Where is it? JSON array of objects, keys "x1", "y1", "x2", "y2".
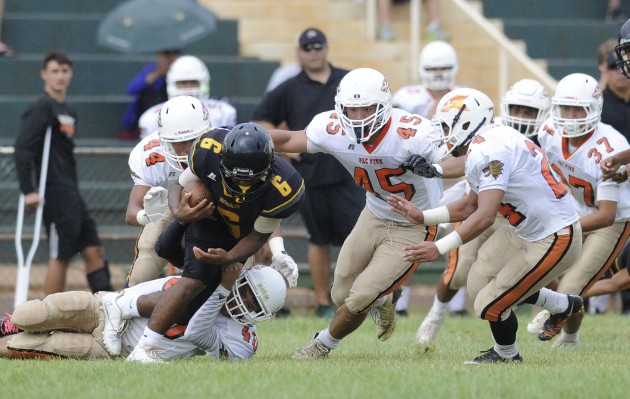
[
  {"x1": 601, "y1": 50, "x2": 630, "y2": 142},
  {"x1": 14, "y1": 50, "x2": 113, "y2": 295},
  {"x1": 252, "y1": 28, "x2": 365, "y2": 318}
]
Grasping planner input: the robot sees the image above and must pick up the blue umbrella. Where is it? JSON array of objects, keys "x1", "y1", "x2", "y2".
[{"x1": 97, "y1": 0, "x2": 217, "y2": 53}]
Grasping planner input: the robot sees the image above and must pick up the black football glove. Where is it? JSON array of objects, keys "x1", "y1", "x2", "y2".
[{"x1": 401, "y1": 154, "x2": 443, "y2": 178}]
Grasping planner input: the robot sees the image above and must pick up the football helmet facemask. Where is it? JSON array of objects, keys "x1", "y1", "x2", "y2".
[
  {"x1": 225, "y1": 265, "x2": 288, "y2": 325},
  {"x1": 166, "y1": 55, "x2": 210, "y2": 100},
  {"x1": 500, "y1": 79, "x2": 550, "y2": 137},
  {"x1": 158, "y1": 96, "x2": 211, "y2": 171},
  {"x1": 219, "y1": 123, "x2": 275, "y2": 203},
  {"x1": 334, "y1": 68, "x2": 393, "y2": 144},
  {"x1": 551, "y1": 73, "x2": 602, "y2": 138},
  {"x1": 431, "y1": 88, "x2": 495, "y2": 158},
  {"x1": 418, "y1": 41, "x2": 459, "y2": 91}
]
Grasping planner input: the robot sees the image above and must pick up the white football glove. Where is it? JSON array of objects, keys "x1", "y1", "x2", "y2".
[
  {"x1": 143, "y1": 186, "x2": 168, "y2": 223},
  {"x1": 272, "y1": 251, "x2": 299, "y2": 288}
]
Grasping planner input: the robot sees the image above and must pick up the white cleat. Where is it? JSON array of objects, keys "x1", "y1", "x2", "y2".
[
  {"x1": 527, "y1": 310, "x2": 550, "y2": 334},
  {"x1": 101, "y1": 292, "x2": 127, "y2": 356},
  {"x1": 416, "y1": 307, "x2": 446, "y2": 348}
]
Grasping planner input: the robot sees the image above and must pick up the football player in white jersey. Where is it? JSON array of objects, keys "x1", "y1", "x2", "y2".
[
  {"x1": 392, "y1": 41, "x2": 458, "y2": 118},
  {"x1": 388, "y1": 88, "x2": 584, "y2": 364},
  {"x1": 414, "y1": 79, "x2": 551, "y2": 349},
  {"x1": 268, "y1": 67, "x2": 465, "y2": 359},
  {"x1": 125, "y1": 95, "x2": 213, "y2": 286},
  {"x1": 138, "y1": 55, "x2": 237, "y2": 139},
  {"x1": 526, "y1": 73, "x2": 630, "y2": 348},
  {"x1": 0, "y1": 265, "x2": 287, "y2": 361}
]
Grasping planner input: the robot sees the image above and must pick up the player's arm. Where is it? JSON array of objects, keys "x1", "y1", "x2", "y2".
[
  {"x1": 170, "y1": 168, "x2": 215, "y2": 223},
  {"x1": 601, "y1": 149, "x2": 630, "y2": 180},
  {"x1": 268, "y1": 129, "x2": 308, "y2": 153},
  {"x1": 193, "y1": 216, "x2": 280, "y2": 266},
  {"x1": 579, "y1": 200, "x2": 617, "y2": 232},
  {"x1": 400, "y1": 154, "x2": 464, "y2": 179},
  {"x1": 125, "y1": 185, "x2": 151, "y2": 226},
  {"x1": 584, "y1": 269, "x2": 630, "y2": 297},
  {"x1": 184, "y1": 263, "x2": 244, "y2": 355}
]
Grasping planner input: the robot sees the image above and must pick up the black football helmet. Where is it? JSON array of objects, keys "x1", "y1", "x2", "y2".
[
  {"x1": 615, "y1": 18, "x2": 630, "y2": 79},
  {"x1": 219, "y1": 123, "x2": 275, "y2": 202}
]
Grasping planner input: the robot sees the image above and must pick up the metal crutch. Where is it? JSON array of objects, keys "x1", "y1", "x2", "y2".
[{"x1": 14, "y1": 126, "x2": 52, "y2": 308}]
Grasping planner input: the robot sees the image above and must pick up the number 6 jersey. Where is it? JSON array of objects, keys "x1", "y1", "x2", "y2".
[{"x1": 188, "y1": 128, "x2": 305, "y2": 239}]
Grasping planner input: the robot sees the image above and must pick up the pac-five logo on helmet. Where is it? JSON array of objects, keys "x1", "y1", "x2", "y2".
[
  {"x1": 441, "y1": 95, "x2": 468, "y2": 112},
  {"x1": 592, "y1": 86, "x2": 602, "y2": 99},
  {"x1": 482, "y1": 160, "x2": 504, "y2": 179},
  {"x1": 381, "y1": 79, "x2": 391, "y2": 93}
]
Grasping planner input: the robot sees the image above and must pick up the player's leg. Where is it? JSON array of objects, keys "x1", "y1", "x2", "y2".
[
  {"x1": 7, "y1": 331, "x2": 110, "y2": 359},
  {"x1": 126, "y1": 209, "x2": 174, "y2": 286},
  {"x1": 11, "y1": 291, "x2": 102, "y2": 333}
]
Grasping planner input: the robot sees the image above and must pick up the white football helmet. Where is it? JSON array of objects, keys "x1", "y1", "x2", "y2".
[
  {"x1": 551, "y1": 73, "x2": 602, "y2": 138},
  {"x1": 158, "y1": 96, "x2": 211, "y2": 171},
  {"x1": 334, "y1": 68, "x2": 393, "y2": 143},
  {"x1": 431, "y1": 88, "x2": 494, "y2": 158},
  {"x1": 225, "y1": 265, "x2": 287, "y2": 325},
  {"x1": 500, "y1": 79, "x2": 550, "y2": 137},
  {"x1": 418, "y1": 41, "x2": 459, "y2": 91},
  {"x1": 166, "y1": 55, "x2": 210, "y2": 100}
]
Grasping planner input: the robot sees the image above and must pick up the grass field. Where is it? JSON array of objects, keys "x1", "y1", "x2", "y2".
[{"x1": 3, "y1": 309, "x2": 630, "y2": 399}]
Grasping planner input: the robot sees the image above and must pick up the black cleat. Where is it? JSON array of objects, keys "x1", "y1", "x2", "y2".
[{"x1": 464, "y1": 348, "x2": 523, "y2": 364}]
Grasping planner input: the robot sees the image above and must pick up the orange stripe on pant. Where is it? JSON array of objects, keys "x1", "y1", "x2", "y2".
[{"x1": 481, "y1": 224, "x2": 575, "y2": 322}]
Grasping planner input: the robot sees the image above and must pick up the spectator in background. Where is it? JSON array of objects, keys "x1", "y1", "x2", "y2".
[
  {"x1": 0, "y1": 0, "x2": 13, "y2": 57},
  {"x1": 13, "y1": 50, "x2": 113, "y2": 295},
  {"x1": 597, "y1": 39, "x2": 618, "y2": 89},
  {"x1": 118, "y1": 49, "x2": 181, "y2": 140},
  {"x1": 265, "y1": 63, "x2": 301, "y2": 94},
  {"x1": 252, "y1": 28, "x2": 365, "y2": 318},
  {"x1": 607, "y1": 0, "x2": 627, "y2": 23},
  {"x1": 601, "y1": 49, "x2": 630, "y2": 142},
  {"x1": 377, "y1": 0, "x2": 449, "y2": 42},
  {"x1": 138, "y1": 55, "x2": 236, "y2": 139}
]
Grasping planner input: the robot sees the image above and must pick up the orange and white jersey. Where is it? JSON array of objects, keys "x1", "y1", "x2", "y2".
[
  {"x1": 538, "y1": 120, "x2": 630, "y2": 221},
  {"x1": 305, "y1": 108, "x2": 443, "y2": 222},
  {"x1": 128, "y1": 131, "x2": 181, "y2": 188},
  {"x1": 466, "y1": 125, "x2": 579, "y2": 242},
  {"x1": 392, "y1": 85, "x2": 457, "y2": 118},
  {"x1": 139, "y1": 98, "x2": 237, "y2": 139},
  {"x1": 121, "y1": 277, "x2": 257, "y2": 360}
]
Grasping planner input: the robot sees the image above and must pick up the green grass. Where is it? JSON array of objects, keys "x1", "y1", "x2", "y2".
[{"x1": 3, "y1": 310, "x2": 630, "y2": 399}]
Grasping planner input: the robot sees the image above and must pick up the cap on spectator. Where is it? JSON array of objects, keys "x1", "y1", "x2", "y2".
[
  {"x1": 298, "y1": 28, "x2": 327, "y2": 48},
  {"x1": 607, "y1": 50, "x2": 619, "y2": 69}
]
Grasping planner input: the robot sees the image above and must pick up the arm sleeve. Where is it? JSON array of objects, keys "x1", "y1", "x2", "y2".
[
  {"x1": 13, "y1": 102, "x2": 49, "y2": 194},
  {"x1": 183, "y1": 285, "x2": 230, "y2": 353}
]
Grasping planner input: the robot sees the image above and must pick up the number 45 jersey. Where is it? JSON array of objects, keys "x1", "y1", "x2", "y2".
[
  {"x1": 537, "y1": 120, "x2": 630, "y2": 220},
  {"x1": 128, "y1": 131, "x2": 182, "y2": 188},
  {"x1": 189, "y1": 128, "x2": 305, "y2": 239},
  {"x1": 466, "y1": 125, "x2": 579, "y2": 242},
  {"x1": 305, "y1": 108, "x2": 443, "y2": 223}
]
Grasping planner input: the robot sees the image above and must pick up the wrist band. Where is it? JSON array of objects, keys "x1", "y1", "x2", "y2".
[
  {"x1": 136, "y1": 209, "x2": 151, "y2": 225},
  {"x1": 432, "y1": 163, "x2": 444, "y2": 176},
  {"x1": 422, "y1": 206, "x2": 450, "y2": 225},
  {"x1": 268, "y1": 236, "x2": 286, "y2": 256},
  {"x1": 434, "y1": 231, "x2": 463, "y2": 255}
]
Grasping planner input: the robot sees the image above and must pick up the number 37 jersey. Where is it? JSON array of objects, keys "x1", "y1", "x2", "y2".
[
  {"x1": 305, "y1": 108, "x2": 443, "y2": 223},
  {"x1": 188, "y1": 128, "x2": 305, "y2": 239}
]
